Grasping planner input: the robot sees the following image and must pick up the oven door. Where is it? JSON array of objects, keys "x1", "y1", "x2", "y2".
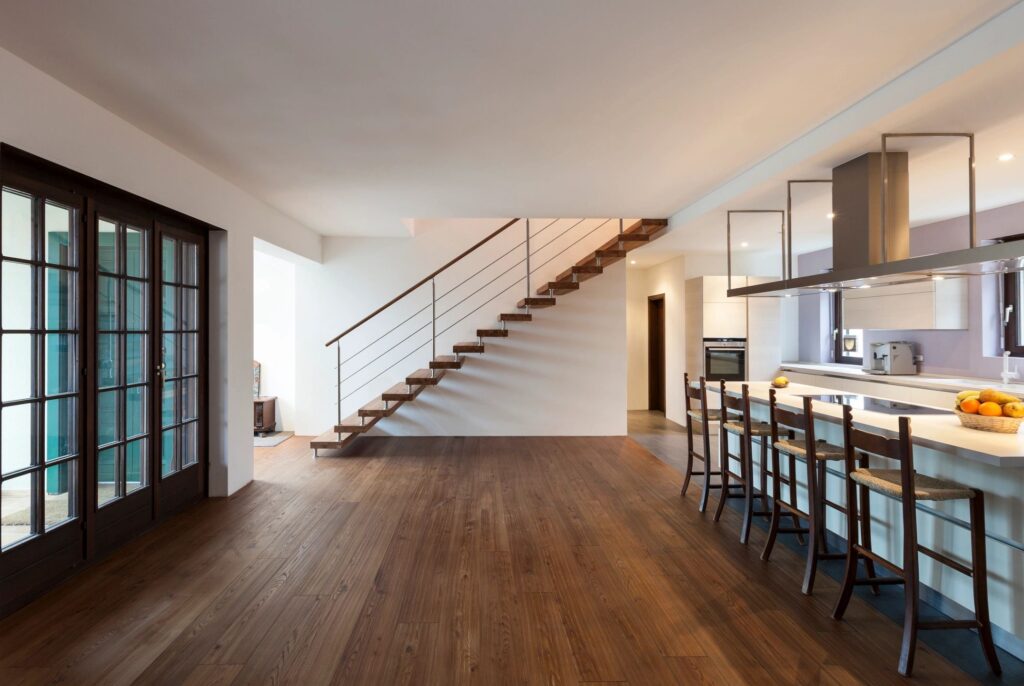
[{"x1": 704, "y1": 347, "x2": 746, "y2": 381}]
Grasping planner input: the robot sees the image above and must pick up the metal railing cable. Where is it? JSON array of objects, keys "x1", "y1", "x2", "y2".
[
  {"x1": 330, "y1": 217, "x2": 625, "y2": 416},
  {"x1": 337, "y1": 219, "x2": 562, "y2": 367}
]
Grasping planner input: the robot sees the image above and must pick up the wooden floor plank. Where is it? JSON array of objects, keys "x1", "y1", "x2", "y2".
[{"x1": 0, "y1": 433, "x2": 981, "y2": 685}]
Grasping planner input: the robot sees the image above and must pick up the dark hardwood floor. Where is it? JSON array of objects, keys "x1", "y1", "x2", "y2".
[{"x1": 0, "y1": 432, "x2": 977, "y2": 684}]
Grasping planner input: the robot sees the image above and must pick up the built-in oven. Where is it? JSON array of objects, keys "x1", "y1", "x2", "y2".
[{"x1": 703, "y1": 338, "x2": 746, "y2": 381}]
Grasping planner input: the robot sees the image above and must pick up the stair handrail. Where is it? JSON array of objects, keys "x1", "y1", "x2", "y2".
[{"x1": 324, "y1": 217, "x2": 522, "y2": 347}]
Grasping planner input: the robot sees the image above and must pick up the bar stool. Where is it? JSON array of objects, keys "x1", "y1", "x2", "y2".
[
  {"x1": 761, "y1": 390, "x2": 855, "y2": 595},
  {"x1": 682, "y1": 373, "x2": 722, "y2": 512},
  {"x1": 831, "y1": 407, "x2": 1001, "y2": 677},
  {"x1": 713, "y1": 382, "x2": 772, "y2": 544}
]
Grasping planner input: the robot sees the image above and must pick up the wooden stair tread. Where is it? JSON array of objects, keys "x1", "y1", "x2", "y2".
[
  {"x1": 556, "y1": 265, "x2": 602, "y2": 282},
  {"x1": 335, "y1": 413, "x2": 380, "y2": 433},
  {"x1": 453, "y1": 341, "x2": 485, "y2": 353},
  {"x1": 430, "y1": 355, "x2": 463, "y2": 370},
  {"x1": 406, "y1": 369, "x2": 445, "y2": 385},
  {"x1": 310, "y1": 430, "x2": 356, "y2": 450},
  {"x1": 382, "y1": 383, "x2": 425, "y2": 401},
  {"x1": 576, "y1": 249, "x2": 625, "y2": 268},
  {"x1": 358, "y1": 399, "x2": 403, "y2": 417},
  {"x1": 518, "y1": 297, "x2": 555, "y2": 309},
  {"x1": 500, "y1": 313, "x2": 532, "y2": 322},
  {"x1": 536, "y1": 281, "x2": 580, "y2": 296},
  {"x1": 476, "y1": 329, "x2": 508, "y2": 337}
]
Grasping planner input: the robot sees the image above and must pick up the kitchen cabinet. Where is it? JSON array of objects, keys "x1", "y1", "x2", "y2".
[
  {"x1": 842, "y1": 277, "x2": 967, "y2": 330},
  {"x1": 700, "y1": 275, "x2": 747, "y2": 338}
]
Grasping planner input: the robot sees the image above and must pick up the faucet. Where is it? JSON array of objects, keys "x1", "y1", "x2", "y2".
[{"x1": 1002, "y1": 351, "x2": 1020, "y2": 386}]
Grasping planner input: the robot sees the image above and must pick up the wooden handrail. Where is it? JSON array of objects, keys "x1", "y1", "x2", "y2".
[{"x1": 325, "y1": 218, "x2": 522, "y2": 346}]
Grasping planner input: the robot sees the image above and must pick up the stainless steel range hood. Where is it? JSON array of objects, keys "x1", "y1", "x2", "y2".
[{"x1": 726, "y1": 132, "x2": 1024, "y2": 297}]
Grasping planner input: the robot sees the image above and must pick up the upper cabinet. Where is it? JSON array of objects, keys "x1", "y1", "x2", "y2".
[
  {"x1": 842, "y1": 277, "x2": 968, "y2": 330},
  {"x1": 701, "y1": 275, "x2": 746, "y2": 338}
]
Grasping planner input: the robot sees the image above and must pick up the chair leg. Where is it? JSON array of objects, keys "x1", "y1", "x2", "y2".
[
  {"x1": 789, "y1": 452, "x2": 805, "y2": 545},
  {"x1": 816, "y1": 460, "x2": 829, "y2": 555},
  {"x1": 857, "y1": 482, "x2": 881, "y2": 596},
  {"x1": 698, "y1": 422, "x2": 716, "y2": 513},
  {"x1": 761, "y1": 446, "x2": 784, "y2": 562},
  {"x1": 802, "y1": 452, "x2": 820, "y2": 595},
  {"x1": 739, "y1": 435, "x2": 754, "y2": 545},
  {"x1": 681, "y1": 421, "x2": 695, "y2": 496},
  {"x1": 758, "y1": 437, "x2": 769, "y2": 513},
  {"x1": 970, "y1": 494, "x2": 1002, "y2": 675},
  {"x1": 713, "y1": 432, "x2": 731, "y2": 523},
  {"x1": 898, "y1": 540, "x2": 920, "y2": 677},
  {"x1": 832, "y1": 471, "x2": 860, "y2": 620}
]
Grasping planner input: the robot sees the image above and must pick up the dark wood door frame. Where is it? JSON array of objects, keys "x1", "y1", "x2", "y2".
[
  {"x1": 0, "y1": 144, "x2": 215, "y2": 618},
  {"x1": 648, "y1": 294, "x2": 666, "y2": 413}
]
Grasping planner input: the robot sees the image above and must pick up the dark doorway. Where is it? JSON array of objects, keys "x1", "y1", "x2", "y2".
[{"x1": 648, "y1": 294, "x2": 665, "y2": 413}]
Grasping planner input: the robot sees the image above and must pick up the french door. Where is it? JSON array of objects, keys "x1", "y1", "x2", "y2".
[
  {"x1": 90, "y1": 211, "x2": 206, "y2": 556},
  {"x1": 0, "y1": 146, "x2": 208, "y2": 615},
  {"x1": 0, "y1": 177, "x2": 85, "y2": 610}
]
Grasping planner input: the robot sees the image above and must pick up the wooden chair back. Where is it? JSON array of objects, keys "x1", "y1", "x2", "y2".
[{"x1": 841, "y1": 406, "x2": 916, "y2": 506}]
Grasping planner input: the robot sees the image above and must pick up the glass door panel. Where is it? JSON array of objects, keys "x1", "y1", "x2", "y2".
[
  {"x1": 158, "y1": 233, "x2": 200, "y2": 477},
  {"x1": 94, "y1": 217, "x2": 150, "y2": 507},
  {"x1": 1, "y1": 185, "x2": 80, "y2": 549}
]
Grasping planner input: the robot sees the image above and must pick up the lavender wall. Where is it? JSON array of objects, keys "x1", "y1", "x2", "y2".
[{"x1": 796, "y1": 200, "x2": 1024, "y2": 378}]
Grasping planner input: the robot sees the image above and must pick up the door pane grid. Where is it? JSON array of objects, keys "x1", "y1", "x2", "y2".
[
  {"x1": 96, "y1": 218, "x2": 149, "y2": 507},
  {"x1": 161, "y1": 236, "x2": 199, "y2": 476},
  {"x1": 1, "y1": 187, "x2": 80, "y2": 549}
]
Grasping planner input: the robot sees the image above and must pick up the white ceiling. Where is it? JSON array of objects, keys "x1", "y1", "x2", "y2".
[
  {"x1": 0, "y1": 0, "x2": 1013, "y2": 237},
  {"x1": 636, "y1": 36, "x2": 1024, "y2": 267}
]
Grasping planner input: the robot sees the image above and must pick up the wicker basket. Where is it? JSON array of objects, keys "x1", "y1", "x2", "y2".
[{"x1": 955, "y1": 409, "x2": 1024, "y2": 434}]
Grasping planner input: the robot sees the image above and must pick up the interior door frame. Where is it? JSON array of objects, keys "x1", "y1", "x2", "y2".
[{"x1": 648, "y1": 294, "x2": 666, "y2": 413}]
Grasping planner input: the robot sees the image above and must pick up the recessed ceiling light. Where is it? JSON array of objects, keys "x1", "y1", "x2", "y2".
[
  {"x1": 740, "y1": 241, "x2": 749, "y2": 247},
  {"x1": 827, "y1": 212, "x2": 836, "y2": 220},
  {"x1": 630, "y1": 260, "x2": 636, "y2": 265},
  {"x1": 998, "y1": 152, "x2": 1015, "y2": 162},
  {"x1": 932, "y1": 275, "x2": 945, "y2": 281}
]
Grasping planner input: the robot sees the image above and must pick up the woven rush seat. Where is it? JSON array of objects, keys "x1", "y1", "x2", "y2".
[
  {"x1": 687, "y1": 408, "x2": 721, "y2": 422},
  {"x1": 774, "y1": 437, "x2": 845, "y2": 460},
  {"x1": 850, "y1": 468, "x2": 975, "y2": 502},
  {"x1": 722, "y1": 420, "x2": 771, "y2": 436}
]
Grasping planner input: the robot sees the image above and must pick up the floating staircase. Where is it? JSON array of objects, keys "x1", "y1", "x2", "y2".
[{"x1": 312, "y1": 218, "x2": 668, "y2": 453}]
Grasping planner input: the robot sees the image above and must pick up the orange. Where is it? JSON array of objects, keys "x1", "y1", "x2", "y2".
[
  {"x1": 978, "y1": 401, "x2": 1003, "y2": 417},
  {"x1": 959, "y1": 398, "x2": 980, "y2": 414}
]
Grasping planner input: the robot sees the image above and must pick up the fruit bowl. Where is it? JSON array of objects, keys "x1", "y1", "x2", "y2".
[{"x1": 954, "y1": 410, "x2": 1024, "y2": 434}]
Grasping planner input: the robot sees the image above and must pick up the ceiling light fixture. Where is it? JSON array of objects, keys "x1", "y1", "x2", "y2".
[
  {"x1": 932, "y1": 275, "x2": 945, "y2": 281},
  {"x1": 630, "y1": 260, "x2": 636, "y2": 265},
  {"x1": 827, "y1": 212, "x2": 836, "y2": 220},
  {"x1": 998, "y1": 152, "x2": 1015, "y2": 162},
  {"x1": 740, "y1": 241, "x2": 749, "y2": 247}
]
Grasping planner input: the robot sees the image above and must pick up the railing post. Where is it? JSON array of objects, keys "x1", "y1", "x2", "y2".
[
  {"x1": 431, "y1": 277, "x2": 436, "y2": 375},
  {"x1": 619, "y1": 217, "x2": 624, "y2": 237},
  {"x1": 336, "y1": 342, "x2": 342, "y2": 427},
  {"x1": 525, "y1": 218, "x2": 531, "y2": 297}
]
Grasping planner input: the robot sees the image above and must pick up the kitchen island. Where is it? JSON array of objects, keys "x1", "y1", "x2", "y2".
[{"x1": 703, "y1": 377, "x2": 1024, "y2": 660}]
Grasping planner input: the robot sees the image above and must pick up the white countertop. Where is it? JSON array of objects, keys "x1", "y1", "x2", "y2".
[
  {"x1": 710, "y1": 380, "x2": 1024, "y2": 468},
  {"x1": 780, "y1": 361, "x2": 1024, "y2": 395}
]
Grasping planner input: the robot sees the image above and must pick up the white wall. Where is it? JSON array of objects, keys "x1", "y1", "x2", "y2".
[
  {"x1": 0, "y1": 47, "x2": 322, "y2": 495},
  {"x1": 253, "y1": 248, "x2": 296, "y2": 431},
  {"x1": 625, "y1": 255, "x2": 687, "y2": 425},
  {"x1": 294, "y1": 218, "x2": 628, "y2": 436}
]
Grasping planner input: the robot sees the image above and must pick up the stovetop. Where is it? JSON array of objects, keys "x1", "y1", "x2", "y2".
[{"x1": 798, "y1": 394, "x2": 951, "y2": 415}]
